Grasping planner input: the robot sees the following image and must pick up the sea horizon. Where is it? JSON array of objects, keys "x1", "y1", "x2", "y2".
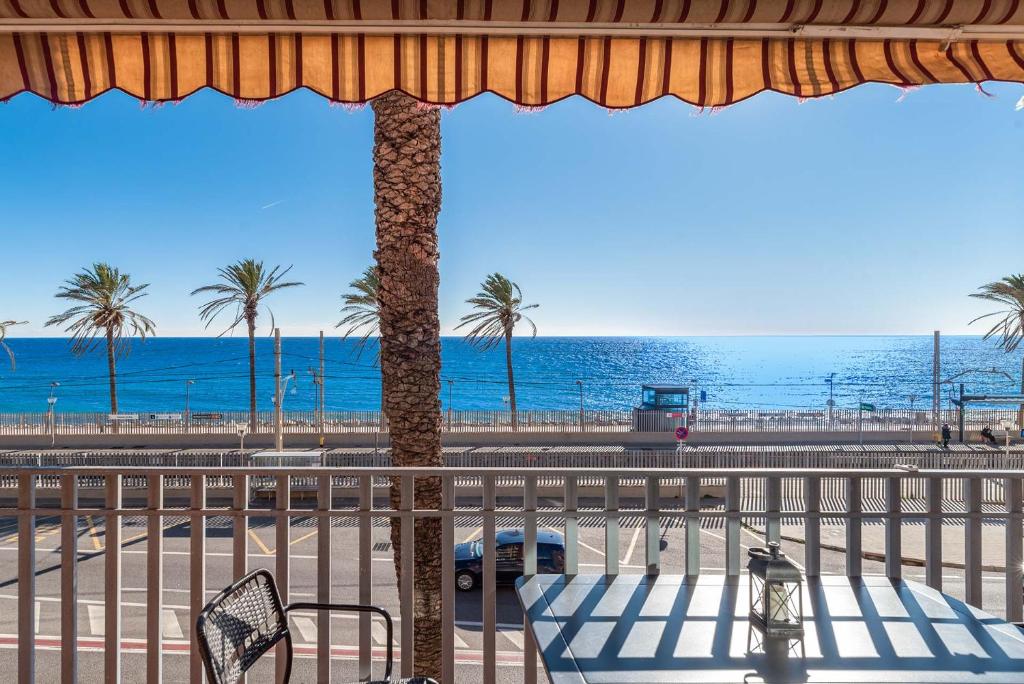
[{"x1": 0, "y1": 335, "x2": 1019, "y2": 414}]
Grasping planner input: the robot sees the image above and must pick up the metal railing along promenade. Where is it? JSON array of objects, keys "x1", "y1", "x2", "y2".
[
  {"x1": 0, "y1": 407, "x2": 1019, "y2": 436},
  {"x1": 5, "y1": 465, "x2": 1024, "y2": 684}
]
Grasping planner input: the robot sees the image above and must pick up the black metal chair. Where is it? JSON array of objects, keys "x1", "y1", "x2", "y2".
[{"x1": 196, "y1": 568, "x2": 435, "y2": 684}]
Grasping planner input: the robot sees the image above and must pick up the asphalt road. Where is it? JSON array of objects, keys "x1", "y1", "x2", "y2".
[{"x1": 0, "y1": 497, "x2": 1009, "y2": 683}]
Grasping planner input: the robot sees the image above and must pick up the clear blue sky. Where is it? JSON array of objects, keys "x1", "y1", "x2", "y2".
[{"x1": 0, "y1": 82, "x2": 1021, "y2": 337}]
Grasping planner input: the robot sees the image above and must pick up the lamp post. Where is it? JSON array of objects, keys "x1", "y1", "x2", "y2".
[
  {"x1": 447, "y1": 379, "x2": 454, "y2": 431},
  {"x1": 825, "y1": 373, "x2": 835, "y2": 430},
  {"x1": 47, "y1": 381, "x2": 59, "y2": 447},
  {"x1": 576, "y1": 380, "x2": 585, "y2": 432},
  {"x1": 272, "y1": 368, "x2": 296, "y2": 451},
  {"x1": 184, "y1": 379, "x2": 195, "y2": 433}
]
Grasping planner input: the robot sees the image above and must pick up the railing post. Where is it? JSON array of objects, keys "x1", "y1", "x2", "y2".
[
  {"x1": 317, "y1": 474, "x2": 332, "y2": 683},
  {"x1": 189, "y1": 474, "x2": 205, "y2": 683},
  {"x1": 482, "y1": 474, "x2": 497, "y2": 684},
  {"x1": 564, "y1": 475, "x2": 579, "y2": 575},
  {"x1": 725, "y1": 477, "x2": 741, "y2": 576},
  {"x1": 846, "y1": 476, "x2": 862, "y2": 577},
  {"x1": 523, "y1": 475, "x2": 538, "y2": 684},
  {"x1": 358, "y1": 476, "x2": 373, "y2": 681},
  {"x1": 18, "y1": 472, "x2": 35, "y2": 684},
  {"x1": 146, "y1": 475, "x2": 163, "y2": 684},
  {"x1": 965, "y1": 476, "x2": 982, "y2": 607},
  {"x1": 686, "y1": 476, "x2": 700, "y2": 577},
  {"x1": 925, "y1": 476, "x2": 943, "y2": 591},
  {"x1": 442, "y1": 476, "x2": 457, "y2": 684},
  {"x1": 400, "y1": 476, "x2": 415, "y2": 679},
  {"x1": 886, "y1": 475, "x2": 902, "y2": 580},
  {"x1": 105, "y1": 474, "x2": 122, "y2": 684},
  {"x1": 1005, "y1": 476, "x2": 1023, "y2": 622},
  {"x1": 803, "y1": 476, "x2": 820, "y2": 576},
  {"x1": 605, "y1": 475, "x2": 620, "y2": 576},
  {"x1": 645, "y1": 476, "x2": 661, "y2": 576},
  {"x1": 60, "y1": 473, "x2": 78, "y2": 684}
]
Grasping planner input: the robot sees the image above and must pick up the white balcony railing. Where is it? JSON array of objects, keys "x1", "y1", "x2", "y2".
[{"x1": 4, "y1": 466, "x2": 1023, "y2": 683}]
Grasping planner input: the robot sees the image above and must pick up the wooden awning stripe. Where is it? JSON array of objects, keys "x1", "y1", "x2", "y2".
[{"x1": 2, "y1": 1, "x2": 1024, "y2": 106}]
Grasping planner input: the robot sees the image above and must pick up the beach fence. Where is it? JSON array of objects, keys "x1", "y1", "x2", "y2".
[{"x1": 0, "y1": 407, "x2": 1018, "y2": 436}]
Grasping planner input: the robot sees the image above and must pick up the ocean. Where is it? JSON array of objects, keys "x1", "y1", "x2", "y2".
[{"x1": 0, "y1": 336, "x2": 1020, "y2": 414}]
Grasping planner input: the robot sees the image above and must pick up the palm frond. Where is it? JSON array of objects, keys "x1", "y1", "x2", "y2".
[
  {"x1": 337, "y1": 266, "x2": 381, "y2": 363},
  {"x1": 970, "y1": 275, "x2": 1024, "y2": 352},
  {"x1": 192, "y1": 259, "x2": 304, "y2": 334},
  {"x1": 456, "y1": 272, "x2": 539, "y2": 347}
]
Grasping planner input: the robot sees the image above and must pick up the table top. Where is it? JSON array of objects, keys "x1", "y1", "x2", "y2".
[{"x1": 515, "y1": 574, "x2": 1024, "y2": 683}]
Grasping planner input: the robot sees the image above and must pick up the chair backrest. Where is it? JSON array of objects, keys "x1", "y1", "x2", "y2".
[{"x1": 195, "y1": 569, "x2": 291, "y2": 684}]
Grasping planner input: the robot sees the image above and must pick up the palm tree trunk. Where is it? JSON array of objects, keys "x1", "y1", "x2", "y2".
[
  {"x1": 505, "y1": 328, "x2": 518, "y2": 431},
  {"x1": 247, "y1": 317, "x2": 257, "y2": 433},
  {"x1": 372, "y1": 90, "x2": 443, "y2": 679},
  {"x1": 1018, "y1": 356, "x2": 1023, "y2": 431},
  {"x1": 105, "y1": 327, "x2": 118, "y2": 414}
]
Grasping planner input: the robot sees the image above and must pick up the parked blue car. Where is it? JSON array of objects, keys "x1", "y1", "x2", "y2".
[{"x1": 454, "y1": 529, "x2": 565, "y2": 591}]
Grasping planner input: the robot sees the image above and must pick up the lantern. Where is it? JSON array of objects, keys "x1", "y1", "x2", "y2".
[{"x1": 748, "y1": 542, "x2": 804, "y2": 641}]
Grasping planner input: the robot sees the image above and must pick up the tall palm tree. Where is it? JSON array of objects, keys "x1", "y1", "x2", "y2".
[
  {"x1": 337, "y1": 265, "x2": 387, "y2": 429},
  {"x1": 970, "y1": 274, "x2": 1024, "y2": 424},
  {"x1": 372, "y1": 90, "x2": 443, "y2": 678},
  {"x1": 337, "y1": 265, "x2": 381, "y2": 360},
  {"x1": 45, "y1": 263, "x2": 155, "y2": 413},
  {"x1": 191, "y1": 260, "x2": 303, "y2": 432},
  {"x1": 456, "y1": 273, "x2": 539, "y2": 431},
  {"x1": 0, "y1": 320, "x2": 27, "y2": 371}
]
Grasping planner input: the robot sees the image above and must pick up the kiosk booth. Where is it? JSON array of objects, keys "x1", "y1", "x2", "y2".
[{"x1": 632, "y1": 384, "x2": 690, "y2": 432}]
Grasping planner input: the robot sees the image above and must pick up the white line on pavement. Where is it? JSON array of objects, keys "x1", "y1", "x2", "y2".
[
  {"x1": 498, "y1": 627, "x2": 523, "y2": 650},
  {"x1": 87, "y1": 604, "x2": 103, "y2": 636},
  {"x1": 34, "y1": 602, "x2": 40, "y2": 634},
  {"x1": 621, "y1": 527, "x2": 642, "y2": 566},
  {"x1": 292, "y1": 616, "x2": 317, "y2": 643},
  {"x1": 162, "y1": 609, "x2": 183, "y2": 639},
  {"x1": 371, "y1": 622, "x2": 397, "y2": 646}
]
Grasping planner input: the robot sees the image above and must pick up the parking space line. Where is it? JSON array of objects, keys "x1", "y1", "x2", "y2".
[
  {"x1": 87, "y1": 604, "x2": 104, "y2": 635},
  {"x1": 371, "y1": 621, "x2": 398, "y2": 646},
  {"x1": 292, "y1": 616, "x2": 317, "y2": 642},
  {"x1": 162, "y1": 609, "x2": 183, "y2": 639},
  {"x1": 85, "y1": 516, "x2": 103, "y2": 551},
  {"x1": 35, "y1": 601, "x2": 40, "y2": 634},
  {"x1": 461, "y1": 527, "x2": 482, "y2": 544},
  {"x1": 498, "y1": 628, "x2": 522, "y2": 650},
  {"x1": 247, "y1": 529, "x2": 274, "y2": 556},
  {"x1": 621, "y1": 527, "x2": 641, "y2": 565},
  {"x1": 290, "y1": 529, "x2": 318, "y2": 547}
]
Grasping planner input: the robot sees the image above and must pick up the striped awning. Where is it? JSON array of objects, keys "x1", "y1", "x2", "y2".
[{"x1": 2, "y1": 0, "x2": 1024, "y2": 106}]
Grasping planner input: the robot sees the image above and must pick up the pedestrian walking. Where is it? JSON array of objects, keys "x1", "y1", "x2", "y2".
[{"x1": 941, "y1": 422, "x2": 951, "y2": 449}]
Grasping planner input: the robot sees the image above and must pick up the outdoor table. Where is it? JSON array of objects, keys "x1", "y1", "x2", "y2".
[{"x1": 516, "y1": 574, "x2": 1024, "y2": 683}]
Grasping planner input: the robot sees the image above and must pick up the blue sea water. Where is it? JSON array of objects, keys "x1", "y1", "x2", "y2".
[{"x1": 0, "y1": 336, "x2": 1020, "y2": 413}]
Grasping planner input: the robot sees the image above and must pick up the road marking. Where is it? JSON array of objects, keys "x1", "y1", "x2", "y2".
[
  {"x1": 162, "y1": 609, "x2": 183, "y2": 639},
  {"x1": 543, "y1": 526, "x2": 605, "y2": 557},
  {"x1": 290, "y1": 529, "x2": 318, "y2": 547},
  {"x1": 247, "y1": 529, "x2": 274, "y2": 556},
  {"x1": 371, "y1": 622, "x2": 397, "y2": 646},
  {"x1": 85, "y1": 516, "x2": 103, "y2": 551},
  {"x1": 621, "y1": 527, "x2": 641, "y2": 565},
  {"x1": 87, "y1": 604, "x2": 104, "y2": 635},
  {"x1": 292, "y1": 616, "x2": 317, "y2": 642},
  {"x1": 453, "y1": 631, "x2": 468, "y2": 649},
  {"x1": 498, "y1": 628, "x2": 522, "y2": 650},
  {"x1": 461, "y1": 527, "x2": 482, "y2": 544},
  {"x1": 34, "y1": 602, "x2": 40, "y2": 634}
]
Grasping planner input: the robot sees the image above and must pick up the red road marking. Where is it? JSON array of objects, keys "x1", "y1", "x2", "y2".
[{"x1": 0, "y1": 635, "x2": 525, "y2": 665}]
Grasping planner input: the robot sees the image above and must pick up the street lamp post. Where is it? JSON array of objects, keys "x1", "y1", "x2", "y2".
[
  {"x1": 447, "y1": 379, "x2": 454, "y2": 432},
  {"x1": 576, "y1": 380, "x2": 585, "y2": 432},
  {"x1": 825, "y1": 373, "x2": 835, "y2": 431},
  {"x1": 47, "y1": 381, "x2": 59, "y2": 447},
  {"x1": 184, "y1": 379, "x2": 195, "y2": 433},
  {"x1": 272, "y1": 368, "x2": 296, "y2": 451}
]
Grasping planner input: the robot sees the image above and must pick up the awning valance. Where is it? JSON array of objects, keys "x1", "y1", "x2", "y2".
[{"x1": 2, "y1": 0, "x2": 1023, "y2": 106}]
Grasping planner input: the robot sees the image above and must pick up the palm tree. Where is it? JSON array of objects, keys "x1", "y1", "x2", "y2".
[
  {"x1": 191, "y1": 260, "x2": 303, "y2": 432},
  {"x1": 456, "y1": 273, "x2": 539, "y2": 431},
  {"x1": 45, "y1": 263, "x2": 155, "y2": 413},
  {"x1": 970, "y1": 274, "x2": 1024, "y2": 425},
  {"x1": 372, "y1": 90, "x2": 443, "y2": 678},
  {"x1": 337, "y1": 265, "x2": 381, "y2": 360},
  {"x1": 0, "y1": 320, "x2": 27, "y2": 371}
]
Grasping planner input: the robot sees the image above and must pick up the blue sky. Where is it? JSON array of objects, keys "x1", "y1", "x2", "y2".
[{"x1": 0, "y1": 82, "x2": 1021, "y2": 337}]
